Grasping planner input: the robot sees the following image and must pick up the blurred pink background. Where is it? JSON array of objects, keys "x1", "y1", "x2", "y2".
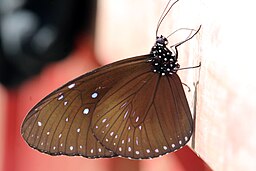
[
  {"x1": 0, "y1": 34, "x2": 210, "y2": 171},
  {"x1": 0, "y1": 0, "x2": 236, "y2": 170}
]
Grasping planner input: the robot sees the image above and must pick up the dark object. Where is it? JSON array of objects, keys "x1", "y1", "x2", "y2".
[
  {"x1": 21, "y1": 0, "x2": 201, "y2": 159},
  {"x1": 0, "y1": 0, "x2": 96, "y2": 88}
]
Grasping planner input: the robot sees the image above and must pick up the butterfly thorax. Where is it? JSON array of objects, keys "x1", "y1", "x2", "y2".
[{"x1": 149, "y1": 35, "x2": 180, "y2": 76}]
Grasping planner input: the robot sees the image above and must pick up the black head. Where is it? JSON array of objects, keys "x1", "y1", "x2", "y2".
[{"x1": 149, "y1": 35, "x2": 180, "y2": 76}]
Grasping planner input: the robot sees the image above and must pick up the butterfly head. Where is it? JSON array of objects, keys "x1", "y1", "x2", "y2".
[
  {"x1": 149, "y1": 35, "x2": 180, "y2": 76},
  {"x1": 156, "y1": 35, "x2": 168, "y2": 45}
]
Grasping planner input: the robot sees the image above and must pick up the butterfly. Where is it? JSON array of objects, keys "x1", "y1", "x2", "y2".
[{"x1": 21, "y1": 0, "x2": 201, "y2": 159}]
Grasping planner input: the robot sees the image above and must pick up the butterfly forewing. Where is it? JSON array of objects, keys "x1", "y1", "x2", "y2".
[
  {"x1": 21, "y1": 55, "x2": 149, "y2": 158},
  {"x1": 91, "y1": 73, "x2": 193, "y2": 159}
]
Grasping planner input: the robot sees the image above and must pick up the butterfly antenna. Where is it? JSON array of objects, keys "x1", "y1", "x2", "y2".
[
  {"x1": 172, "y1": 25, "x2": 201, "y2": 48},
  {"x1": 156, "y1": 0, "x2": 179, "y2": 37},
  {"x1": 167, "y1": 28, "x2": 197, "y2": 39}
]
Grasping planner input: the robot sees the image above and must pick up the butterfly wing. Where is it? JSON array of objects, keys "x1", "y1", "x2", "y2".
[
  {"x1": 21, "y1": 55, "x2": 151, "y2": 158},
  {"x1": 91, "y1": 73, "x2": 193, "y2": 159}
]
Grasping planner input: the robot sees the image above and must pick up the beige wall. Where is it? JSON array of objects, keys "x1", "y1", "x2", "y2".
[{"x1": 95, "y1": 0, "x2": 256, "y2": 171}]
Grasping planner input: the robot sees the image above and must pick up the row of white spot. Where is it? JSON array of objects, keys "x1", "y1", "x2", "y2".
[
  {"x1": 38, "y1": 118, "x2": 188, "y2": 145},
  {"x1": 67, "y1": 83, "x2": 99, "y2": 99},
  {"x1": 37, "y1": 134, "x2": 184, "y2": 153},
  {"x1": 36, "y1": 122, "x2": 188, "y2": 152},
  {"x1": 36, "y1": 131, "x2": 188, "y2": 156},
  {"x1": 57, "y1": 92, "x2": 98, "y2": 101},
  {"x1": 47, "y1": 145, "x2": 170, "y2": 154},
  {"x1": 57, "y1": 82, "x2": 99, "y2": 101},
  {"x1": 38, "y1": 124, "x2": 82, "y2": 134}
]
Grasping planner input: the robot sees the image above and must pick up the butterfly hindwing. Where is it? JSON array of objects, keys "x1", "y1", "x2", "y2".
[
  {"x1": 21, "y1": 55, "x2": 149, "y2": 158},
  {"x1": 91, "y1": 73, "x2": 193, "y2": 159}
]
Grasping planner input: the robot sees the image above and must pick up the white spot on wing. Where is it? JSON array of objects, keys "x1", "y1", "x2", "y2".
[
  {"x1": 135, "y1": 116, "x2": 139, "y2": 122},
  {"x1": 132, "y1": 111, "x2": 136, "y2": 116},
  {"x1": 68, "y1": 83, "x2": 75, "y2": 89},
  {"x1": 128, "y1": 147, "x2": 131, "y2": 152},
  {"x1": 58, "y1": 94, "x2": 64, "y2": 100},
  {"x1": 124, "y1": 110, "x2": 129, "y2": 119},
  {"x1": 155, "y1": 149, "x2": 159, "y2": 153},
  {"x1": 65, "y1": 117, "x2": 69, "y2": 122},
  {"x1": 102, "y1": 118, "x2": 107, "y2": 123},
  {"x1": 136, "y1": 137, "x2": 139, "y2": 145},
  {"x1": 91, "y1": 92, "x2": 98, "y2": 98},
  {"x1": 120, "y1": 102, "x2": 127, "y2": 108},
  {"x1": 77, "y1": 128, "x2": 80, "y2": 133},
  {"x1": 83, "y1": 108, "x2": 89, "y2": 115},
  {"x1": 163, "y1": 146, "x2": 167, "y2": 150},
  {"x1": 70, "y1": 146, "x2": 73, "y2": 151},
  {"x1": 172, "y1": 144, "x2": 175, "y2": 148},
  {"x1": 37, "y1": 121, "x2": 42, "y2": 127}
]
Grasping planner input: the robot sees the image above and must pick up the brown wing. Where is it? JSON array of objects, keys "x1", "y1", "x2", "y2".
[
  {"x1": 21, "y1": 55, "x2": 151, "y2": 158},
  {"x1": 91, "y1": 73, "x2": 193, "y2": 159}
]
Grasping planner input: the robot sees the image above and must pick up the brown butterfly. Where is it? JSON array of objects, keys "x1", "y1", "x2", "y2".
[{"x1": 21, "y1": 0, "x2": 201, "y2": 159}]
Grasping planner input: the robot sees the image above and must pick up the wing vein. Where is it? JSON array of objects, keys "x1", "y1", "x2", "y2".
[
  {"x1": 153, "y1": 103, "x2": 170, "y2": 149},
  {"x1": 93, "y1": 73, "x2": 154, "y2": 126},
  {"x1": 35, "y1": 91, "x2": 76, "y2": 148},
  {"x1": 167, "y1": 76, "x2": 180, "y2": 142}
]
